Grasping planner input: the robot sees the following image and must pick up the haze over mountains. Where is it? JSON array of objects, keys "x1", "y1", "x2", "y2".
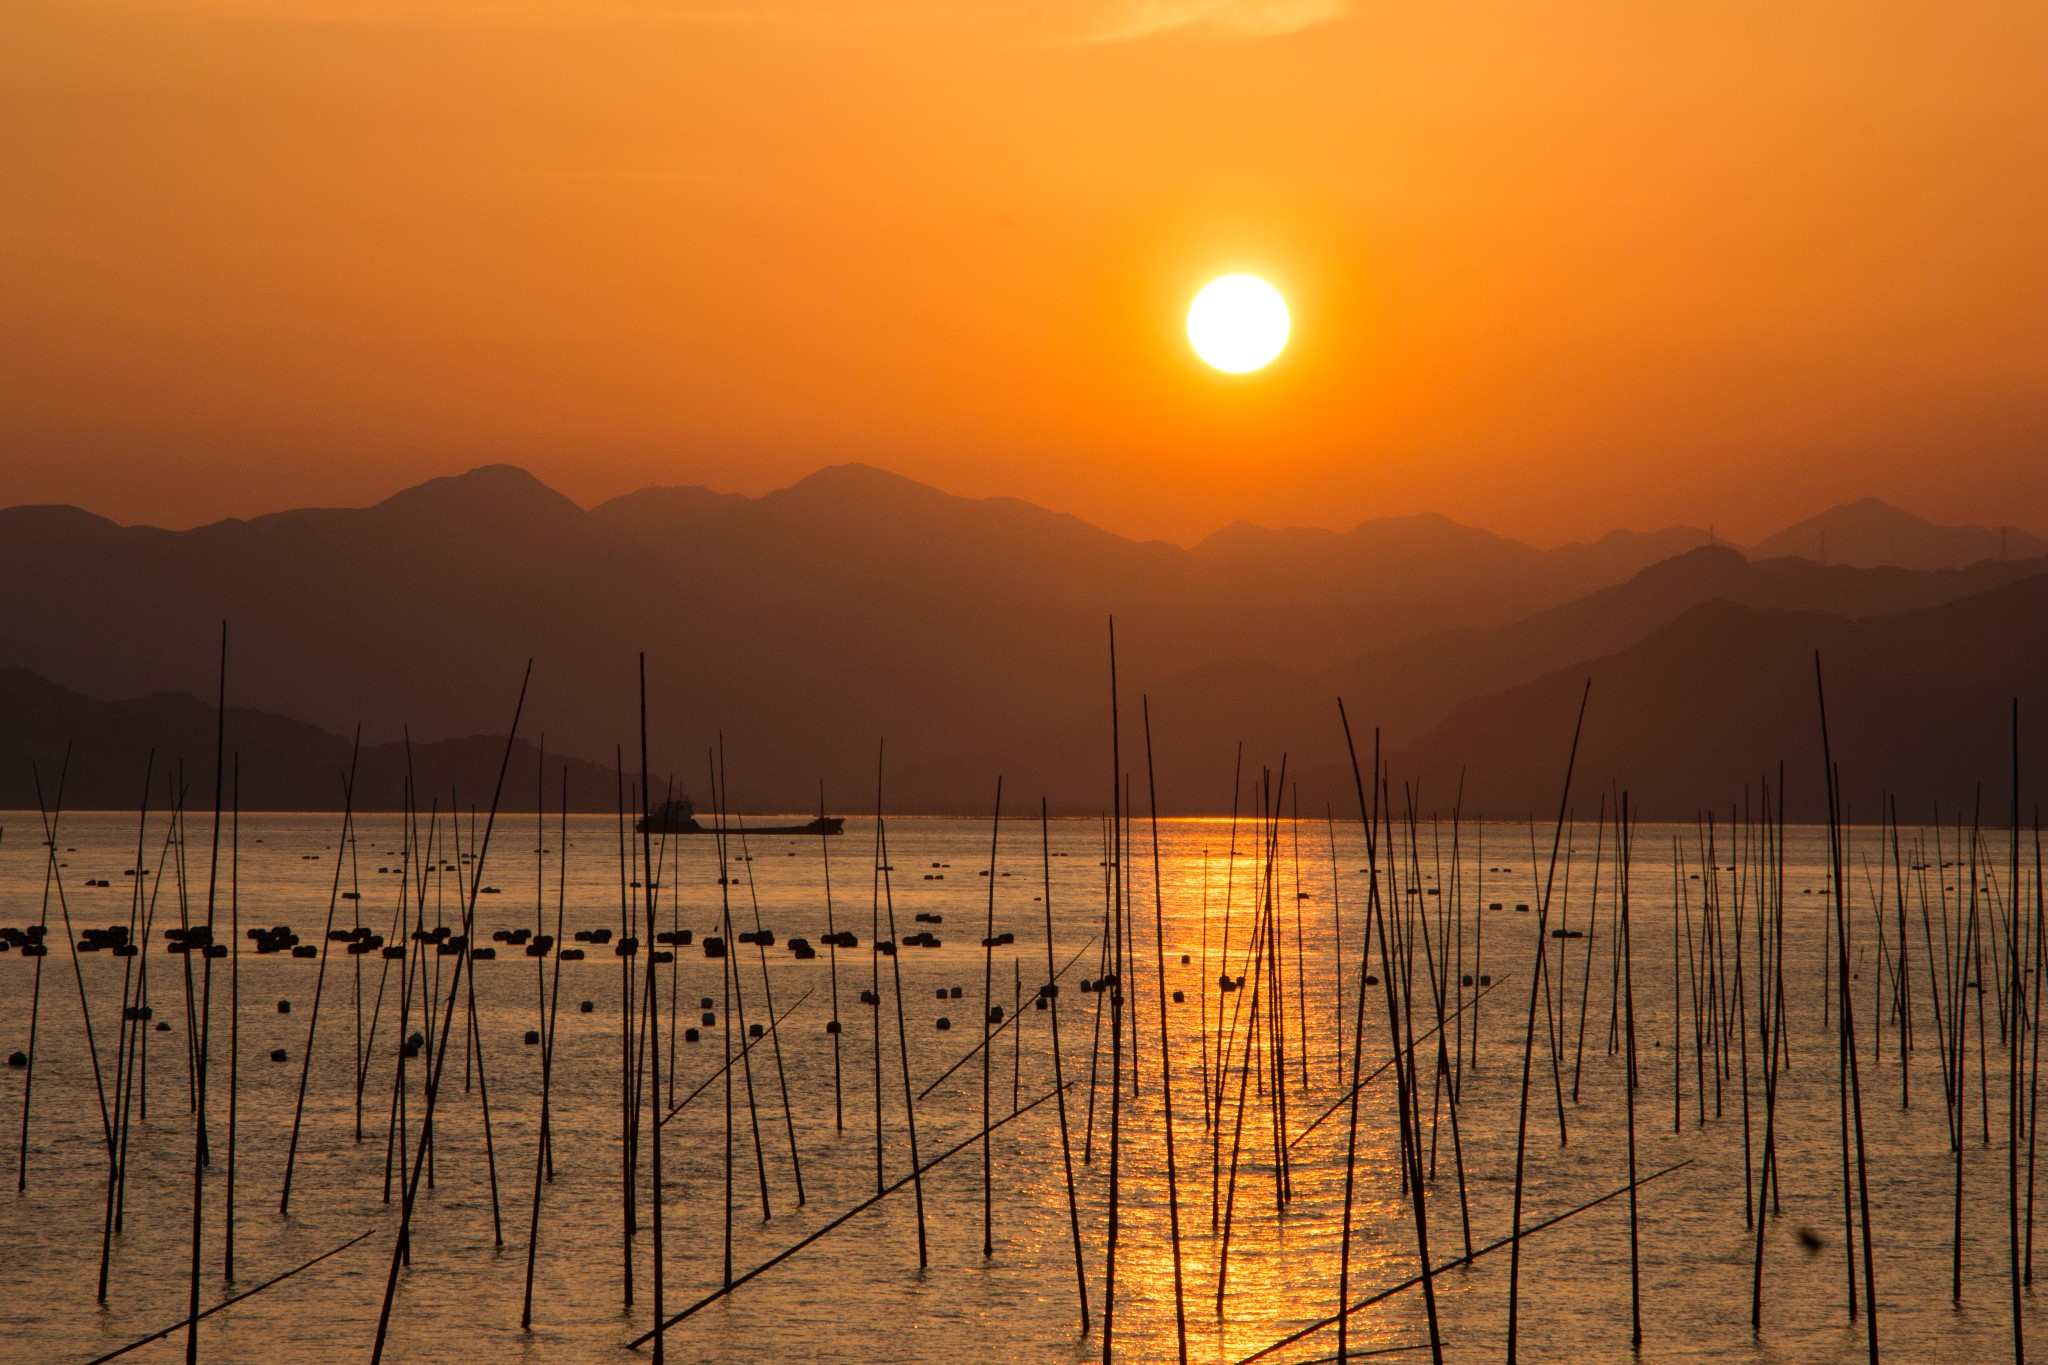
[{"x1": 1, "y1": 465, "x2": 2040, "y2": 819}]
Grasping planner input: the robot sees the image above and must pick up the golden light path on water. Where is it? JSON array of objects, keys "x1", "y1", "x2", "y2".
[{"x1": 0, "y1": 811, "x2": 2041, "y2": 1362}]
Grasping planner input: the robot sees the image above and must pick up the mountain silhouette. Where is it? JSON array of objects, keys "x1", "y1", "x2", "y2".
[
  {"x1": 1749, "y1": 497, "x2": 2047, "y2": 570},
  {"x1": 0, "y1": 465, "x2": 2039, "y2": 814}
]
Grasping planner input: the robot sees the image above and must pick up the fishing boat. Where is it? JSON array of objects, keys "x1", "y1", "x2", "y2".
[{"x1": 636, "y1": 796, "x2": 843, "y2": 836}]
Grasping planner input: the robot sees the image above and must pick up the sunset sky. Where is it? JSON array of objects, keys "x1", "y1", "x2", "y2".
[{"x1": 4, "y1": 0, "x2": 2043, "y2": 546}]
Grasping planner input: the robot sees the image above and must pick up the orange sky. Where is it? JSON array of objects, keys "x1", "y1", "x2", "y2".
[{"x1": 2, "y1": 0, "x2": 2043, "y2": 546}]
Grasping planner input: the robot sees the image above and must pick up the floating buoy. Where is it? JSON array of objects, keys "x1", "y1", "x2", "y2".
[
  {"x1": 1365, "y1": 975, "x2": 1379, "y2": 986},
  {"x1": 1462, "y1": 974, "x2": 1473, "y2": 986},
  {"x1": 269, "y1": 1048, "x2": 288, "y2": 1062},
  {"x1": 684, "y1": 1028, "x2": 701, "y2": 1043},
  {"x1": 155, "y1": 1022, "x2": 171, "y2": 1032},
  {"x1": 988, "y1": 1006, "x2": 1004, "y2": 1024},
  {"x1": 700, "y1": 997, "x2": 714, "y2": 1010},
  {"x1": 277, "y1": 999, "x2": 291, "y2": 1014},
  {"x1": 748, "y1": 1023, "x2": 764, "y2": 1038},
  {"x1": 859, "y1": 989, "x2": 879, "y2": 1005},
  {"x1": 580, "y1": 1000, "x2": 594, "y2": 1013},
  {"x1": 701, "y1": 1012, "x2": 716, "y2": 1026},
  {"x1": 826, "y1": 1020, "x2": 841, "y2": 1034},
  {"x1": 1034, "y1": 997, "x2": 1047, "y2": 1011},
  {"x1": 6, "y1": 1052, "x2": 25, "y2": 1068},
  {"x1": 934, "y1": 988, "x2": 947, "y2": 1000},
  {"x1": 1479, "y1": 974, "x2": 1491, "y2": 986},
  {"x1": 935, "y1": 1017, "x2": 951, "y2": 1030},
  {"x1": 1171, "y1": 990, "x2": 1185, "y2": 1003},
  {"x1": 949, "y1": 986, "x2": 963, "y2": 999},
  {"x1": 1180, "y1": 954, "x2": 1190, "y2": 965},
  {"x1": 523, "y1": 1030, "x2": 540, "y2": 1045}
]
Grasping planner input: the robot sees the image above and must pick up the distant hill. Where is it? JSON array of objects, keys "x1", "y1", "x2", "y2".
[
  {"x1": 0, "y1": 666, "x2": 617, "y2": 813},
  {"x1": 1381, "y1": 573, "x2": 2048, "y2": 821},
  {"x1": 1, "y1": 464, "x2": 2041, "y2": 814},
  {"x1": 1749, "y1": 497, "x2": 2048, "y2": 570}
]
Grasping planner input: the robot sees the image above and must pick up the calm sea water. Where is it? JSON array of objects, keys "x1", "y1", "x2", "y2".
[{"x1": 0, "y1": 809, "x2": 2040, "y2": 1363}]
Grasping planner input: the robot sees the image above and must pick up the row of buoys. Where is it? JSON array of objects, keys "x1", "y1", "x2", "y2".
[
  {"x1": 914, "y1": 912, "x2": 943, "y2": 924},
  {"x1": 75, "y1": 925, "x2": 135, "y2": 954},
  {"x1": 572, "y1": 926, "x2": 615, "y2": 944},
  {"x1": 819, "y1": 930, "x2": 857, "y2": 948},
  {"x1": 1460, "y1": 974, "x2": 1493, "y2": 986},
  {"x1": 654, "y1": 929, "x2": 694, "y2": 947},
  {"x1": 900, "y1": 931, "x2": 941, "y2": 949},
  {"x1": 935, "y1": 986, "x2": 964, "y2": 1000},
  {"x1": 977, "y1": 932, "x2": 1016, "y2": 948},
  {"x1": 0, "y1": 924, "x2": 49, "y2": 954}
]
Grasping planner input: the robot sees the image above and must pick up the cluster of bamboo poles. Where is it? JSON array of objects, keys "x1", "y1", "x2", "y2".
[{"x1": 9, "y1": 628, "x2": 2048, "y2": 1365}]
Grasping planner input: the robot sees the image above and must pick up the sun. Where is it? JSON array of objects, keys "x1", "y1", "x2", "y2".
[{"x1": 1187, "y1": 274, "x2": 1289, "y2": 374}]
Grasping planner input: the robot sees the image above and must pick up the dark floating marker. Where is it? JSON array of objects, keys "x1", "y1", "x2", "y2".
[
  {"x1": 684, "y1": 1028, "x2": 701, "y2": 1043},
  {"x1": 988, "y1": 1006, "x2": 1005, "y2": 1023},
  {"x1": 748, "y1": 1023, "x2": 764, "y2": 1038},
  {"x1": 1479, "y1": 974, "x2": 1492, "y2": 986},
  {"x1": 1797, "y1": 1226, "x2": 1825, "y2": 1255},
  {"x1": 558, "y1": 948, "x2": 584, "y2": 960},
  {"x1": 6, "y1": 1052, "x2": 25, "y2": 1068},
  {"x1": 1170, "y1": 990, "x2": 1184, "y2": 1003},
  {"x1": 269, "y1": 1048, "x2": 288, "y2": 1063},
  {"x1": 700, "y1": 997, "x2": 714, "y2": 1010},
  {"x1": 277, "y1": 999, "x2": 291, "y2": 1014},
  {"x1": 579, "y1": 1000, "x2": 595, "y2": 1013},
  {"x1": 826, "y1": 1020, "x2": 841, "y2": 1034},
  {"x1": 949, "y1": 986, "x2": 964, "y2": 999},
  {"x1": 1179, "y1": 953, "x2": 1190, "y2": 964},
  {"x1": 524, "y1": 1030, "x2": 541, "y2": 1046},
  {"x1": 701, "y1": 936, "x2": 725, "y2": 958},
  {"x1": 860, "y1": 989, "x2": 880, "y2": 1005},
  {"x1": 652, "y1": 951, "x2": 674, "y2": 964},
  {"x1": 155, "y1": 1021, "x2": 171, "y2": 1032},
  {"x1": 936, "y1": 1017, "x2": 951, "y2": 1030},
  {"x1": 701, "y1": 1012, "x2": 716, "y2": 1026},
  {"x1": 1462, "y1": 974, "x2": 1474, "y2": 986},
  {"x1": 1365, "y1": 974, "x2": 1380, "y2": 986},
  {"x1": 290, "y1": 945, "x2": 317, "y2": 958}
]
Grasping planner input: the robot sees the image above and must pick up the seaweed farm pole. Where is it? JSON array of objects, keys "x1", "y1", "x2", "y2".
[
  {"x1": 1211, "y1": 744, "x2": 1243, "y2": 1220},
  {"x1": 1817, "y1": 655, "x2": 1879, "y2": 1361},
  {"x1": 877, "y1": 779, "x2": 929, "y2": 1267},
  {"x1": 615, "y1": 752, "x2": 636, "y2": 1310},
  {"x1": 821, "y1": 780, "x2": 843, "y2": 1132},
  {"x1": 182, "y1": 621, "x2": 226, "y2": 1365},
  {"x1": 96, "y1": 756, "x2": 154, "y2": 1302},
  {"x1": 369, "y1": 661, "x2": 528, "y2": 1365},
  {"x1": 1332, "y1": 715, "x2": 1382, "y2": 1365},
  {"x1": 871, "y1": 751, "x2": 887, "y2": 1195},
  {"x1": 2028, "y1": 813, "x2": 2043, "y2": 1284},
  {"x1": 16, "y1": 753, "x2": 73, "y2": 1186},
  {"x1": 1620, "y1": 794, "x2": 1643, "y2": 1348},
  {"x1": 710, "y1": 757, "x2": 771, "y2": 1221},
  {"x1": 1040, "y1": 797, "x2": 1091, "y2": 1332},
  {"x1": 1143, "y1": 700, "x2": 1190, "y2": 1363},
  {"x1": 981, "y1": 776, "x2": 1003, "y2": 1258},
  {"x1": 1506, "y1": 678, "x2": 1591, "y2": 1365},
  {"x1": 1103, "y1": 617, "x2": 1125, "y2": 1365},
  {"x1": 731, "y1": 805, "x2": 806, "y2": 1206},
  {"x1": 639, "y1": 656, "x2": 667, "y2": 1365},
  {"x1": 280, "y1": 739, "x2": 362, "y2": 1215},
  {"x1": 2008, "y1": 699, "x2": 2025, "y2": 1358},
  {"x1": 521, "y1": 767, "x2": 571, "y2": 1332},
  {"x1": 223, "y1": 759, "x2": 239, "y2": 1281}
]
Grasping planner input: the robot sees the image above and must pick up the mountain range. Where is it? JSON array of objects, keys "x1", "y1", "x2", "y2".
[{"x1": 0, "y1": 465, "x2": 2040, "y2": 819}]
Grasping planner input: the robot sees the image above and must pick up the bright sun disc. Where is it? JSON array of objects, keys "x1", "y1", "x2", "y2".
[{"x1": 1187, "y1": 274, "x2": 1289, "y2": 373}]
